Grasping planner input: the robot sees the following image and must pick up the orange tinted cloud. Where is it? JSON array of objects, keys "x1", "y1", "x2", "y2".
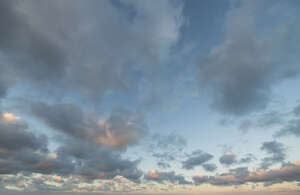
[
  {"x1": 2, "y1": 113, "x2": 20, "y2": 122},
  {"x1": 194, "y1": 162, "x2": 300, "y2": 186}
]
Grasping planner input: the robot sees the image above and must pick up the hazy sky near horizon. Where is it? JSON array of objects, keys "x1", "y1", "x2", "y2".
[{"x1": 0, "y1": 0, "x2": 300, "y2": 195}]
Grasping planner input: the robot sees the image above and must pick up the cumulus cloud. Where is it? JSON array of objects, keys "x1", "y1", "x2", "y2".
[
  {"x1": 0, "y1": 112, "x2": 73, "y2": 175},
  {"x1": 29, "y1": 102, "x2": 145, "y2": 182},
  {"x1": 260, "y1": 141, "x2": 286, "y2": 169},
  {"x1": 0, "y1": 108, "x2": 143, "y2": 183},
  {"x1": 157, "y1": 162, "x2": 171, "y2": 169},
  {"x1": 219, "y1": 153, "x2": 256, "y2": 166},
  {"x1": 202, "y1": 163, "x2": 217, "y2": 172},
  {"x1": 193, "y1": 162, "x2": 300, "y2": 186},
  {"x1": 182, "y1": 150, "x2": 214, "y2": 170},
  {"x1": 277, "y1": 119, "x2": 300, "y2": 137},
  {"x1": 276, "y1": 103, "x2": 300, "y2": 137},
  {"x1": 31, "y1": 102, "x2": 146, "y2": 150},
  {"x1": 145, "y1": 170, "x2": 191, "y2": 184},
  {"x1": 239, "y1": 111, "x2": 285, "y2": 132},
  {"x1": 294, "y1": 104, "x2": 300, "y2": 116},
  {"x1": 198, "y1": 0, "x2": 300, "y2": 115},
  {"x1": 219, "y1": 152, "x2": 237, "y2": 166},
  {"x1": 55, "y1": 139, "x2": 143, "y2": 182},
  {"x1": 239, "y1": 154, "x2": 256, "y2": 164}
]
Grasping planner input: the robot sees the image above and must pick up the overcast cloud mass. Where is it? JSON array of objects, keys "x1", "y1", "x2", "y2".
[{"x1": 0, "y1": 0, "x2": 300, "y2": 195}]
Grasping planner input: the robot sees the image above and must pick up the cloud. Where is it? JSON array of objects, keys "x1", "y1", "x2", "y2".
[
  {"x1": 276, "y1": 103, "x2": 300, "y2": 137},
  {"x1": 55, "y1": 139, "x2": 143, "y2": 182},
  {"x1": 202, "y1": 163, "x2": 217, "y2": 172},
  {"x1": 219, "y1": 153, "x2": 255, "y2": 166},
  {"x1": 148, "y1": 133, "x2": 187, "y2": 168},
  {"x1": 0, "y1": 0, "x2": 70, "y2": 99},
  {"x1": 30, "y1": 102, "x2": 145, "y2": 182},
  {"x1": 0, "y1": 0, "x2": 184, "y2": 101},
  {"x1": 0, "y1": 108, "x2": 143, "y2": 183},
  {"x1": 260, "y1": 141, "x2": 286, "y2": 169},
  {"x1": 157, "y1": 162, "x2": 171, "y2": 169},
  {"x1": 294, "y1": 104, "x2": 300, "y2": 116},
  {"x1": 0, "y1": 112, "x2": 73, "y2": 175},
  {"x1": 277, "y1": 119, "x2": 300, "y2": 137},
  {"x1": 198, "y1": 0, "x2": 300, "y2": 115},
  {"x1": 145, "y1": 170, "x2": 191, "y2": 184},
  {"x1": 31, "y1": 102, "x2": 146, "y2": 150},
  {"x1": 239, "y1": 111, "x2": 285, "y2": 132},
  {"x1": 0, "y1": 112, "x2": 46, "y2": 153},
  {"x1": 219, "y1": 152, "x2": 237, "y2": 166},
  {"x1": 239, "y1": 154, "x2": 256, "y2": 164},
  {"x1": 182, "y1": 150, "x2": 214, "y2": 170},
  {"x1": 151, "y1": 132, "x2": 187, "y2": 151},
  {"x1": 193, "y1": 162, "x2": 300, "y2": 186}
]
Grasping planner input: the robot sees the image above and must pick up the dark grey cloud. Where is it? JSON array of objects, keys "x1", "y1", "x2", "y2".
[
  {"x1": 198, "y1": 1, "x2": 300, "y2": 115},
  {"x1": 0, "y1": 0, "x2": 184, "y2": 102},
  {"x1": 0, "y1": 117, "x2": 45, "y2": 152},
  {"x1": 202, "y1": 163, "x2": 217, "y2": 172},
  {"x1": 55, "y1": 138, "x2": 143, "y2": 182},
  {"x1": 277, "y1": 119, "x2": 300, "y2": 137},
  {"x1": 218, "y1": 152, "x2": 255, "y2": 166},
  {"x1": 182, "y1": 150, "x2": 214, "y2": 170},
  {"x1": 145, "y1": 170, "x2": 191, "y2": 185},
  {"x1": 0, "y1": 112, "x2": 74, "y2": 175},
  {"x1": 219, "y1": 153, "x2": 237, "y2": 166},
  {"x1": 294, "y1": 104, "x2": 300, "y2": 116},
  {"x1": 31, "y1": 102, "x2": 146, "y2": 150},
  {"x1": 239, "y1": 154, "x2": 256, "y2": 164},
  {"x1": 0, "y1": 1, "x2": 182, "y2": 189},
  {"x1": 260, "y1": 141, "x2": 286, "y2": 169},
  {"x1": 193, "y1": 163, "x2": 300, "y2": 186},
  {"x1": 276, "y1": 103, "x2": 300, "y2": 137},
  {"x1": 157, "y1": 162, "x2": 171, "y2": 169},
  {"x1": 0, "y1": 0, "x2": 71, "y2": 99},
  {"x1": 29, "y1": 102, "x2": 145, "y2": 182},
  {"x1": 0, "y1": 109, "x2": 143, "y2": 183},
  {"x1": 66, "y1": 0, "x2": 184, "y2": 99},
  {"x1": 239, "y1": 111, "x2": 285, "y2": 132},
  {"x1": 152, "y1": 152, "x2": 175, "y2": 162}
]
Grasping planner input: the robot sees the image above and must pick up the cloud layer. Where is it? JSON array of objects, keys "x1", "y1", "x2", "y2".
[
  {"x1": 198, "y1": 0, "x2": 300, "y2": 115},
  {"x1": 193, "y1": 162, "x2": 300, "y2": 186}
]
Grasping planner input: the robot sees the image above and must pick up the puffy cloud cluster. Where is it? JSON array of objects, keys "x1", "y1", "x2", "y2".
[
  {"x1": 31, "y1": 103, "x2": 146, "y2": 150},
  {"x1": 260, "y1": 141, "x2": 286, "y2": 169},
  {"x1": 30, "y1": 103, "x2": 146, "y2": 181},
  {"x1": 145, "y1": 170, "x2": 191, "y2": 185},
  {"x1": 0, "y1": 110, "x2": 143, "y2": 182},
  {"x1": 0, "y1": 174, "x2": 143, "y2": 193},
  {"x1": 0, "y1": 112, "x2": 72, "y2": 175},
  {"x1": 219, "y1": 152, "x2": 237, "y2": 166},
  {"x1": 276, "y1": 103, "x2": 300, "y2": 137},
  {"x1": 182, "y1": 150, "x2": 215, "y2": 171},
  {"x1": 239, "y1": 111, "x2": 285, "y2": 133},
  {"x1": 219, "y1": 153, "x2": 256, "y2": 166},
  {"x1": 193, "y1": 162, "x2": 300, "y2": 186},
  {"x1": 56, "y1": 140, "x2": 143, "y2": 182}
]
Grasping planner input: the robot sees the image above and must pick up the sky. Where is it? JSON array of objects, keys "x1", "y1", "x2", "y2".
[{"x1": 0, "y1": 0, "x2": 300, "y2": 195}]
